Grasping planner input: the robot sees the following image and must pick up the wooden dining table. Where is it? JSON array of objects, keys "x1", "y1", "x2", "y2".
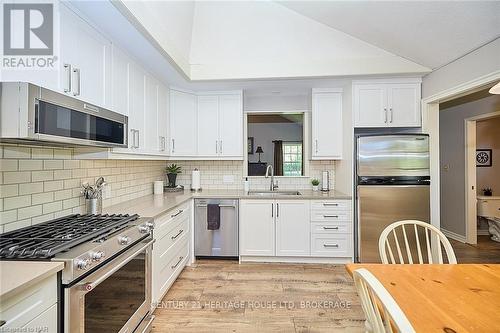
[{"x1": 345, "y1": 264, "x2": 500, "y2": 332}]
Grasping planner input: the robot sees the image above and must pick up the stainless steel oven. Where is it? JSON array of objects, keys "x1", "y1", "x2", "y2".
[{"x1": 64, "y1": 239, "x2": 154, "y2": 333}]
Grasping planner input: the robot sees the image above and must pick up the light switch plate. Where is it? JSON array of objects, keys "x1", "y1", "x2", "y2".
[{"x1": 223, "y1": 175, "x2": 234, "y2": 183}]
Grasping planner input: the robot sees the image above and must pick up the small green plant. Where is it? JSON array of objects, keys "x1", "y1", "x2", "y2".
[
  {"x1": 165, "y1": 164, "x2": 182, "y2": 174},
  {"x1": 483, "y1": 187, "x2": 493, "y2": 196},
  {"x1": 311, "y1": 178, "x2": 320, "y2": 186}
]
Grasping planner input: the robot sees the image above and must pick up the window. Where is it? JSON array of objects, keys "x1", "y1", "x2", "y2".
[{"x1": 283, "y1": 142, "x2": 303, "y2": 176}]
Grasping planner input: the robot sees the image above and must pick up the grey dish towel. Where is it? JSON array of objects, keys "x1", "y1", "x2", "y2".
[{"x1": 207, "y1": 204, "x2": 220, "y2": 230}]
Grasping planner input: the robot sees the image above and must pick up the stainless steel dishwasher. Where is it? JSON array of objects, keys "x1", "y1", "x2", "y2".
[{"x1": 194, "y1": 199, "x2": 239, "y2": 258}]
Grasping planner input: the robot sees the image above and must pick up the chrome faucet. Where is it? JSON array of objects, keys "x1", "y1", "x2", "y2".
[{"x1": 265, "y1": 165, "x2": 279, "y2": 191}]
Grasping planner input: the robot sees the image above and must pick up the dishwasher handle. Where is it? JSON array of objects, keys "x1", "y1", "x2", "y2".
[{"x1": 196, "y1": 204, "x2": 236, "y2": 208}]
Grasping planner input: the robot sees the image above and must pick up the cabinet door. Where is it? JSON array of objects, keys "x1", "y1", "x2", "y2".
[
  {"x1": 144, "y1": 73, "x2": 159, "y2": 152},
  {"x1": 197, "y1": 95, "x2": 219, "y2": 157},
  {"x1": 170, "y1": 90, "x2": 197, "y2": 156},
  {"x1": 128, "y1": 62, "x2": 145, "y2": 150},
  {"x1": 219, "y1": 94, "x2": 243, "y2": 157},
  {"x1": 72, "y1": 14, "x2": 111, "y2": 108},
  {"x1": 387, "y1": 84, "x2": 421, "y2": 127},
  {"x1": 59, "y1": 4, "x2": 79, "y2": 95},
  {"x1": 239, "y1": 200, "x2": 275, "y2": 256},
  {"x1": 312, "y1": 92, "x2": 343, "y2": 159},
  {"x1": 157, "y1": 84, "x2": 169, "y2": 154},
  {"x1": 111, "y1": 46, "x2": 129, "y2": 116},
  {"x1": 353, "y1": 84, "x2": 387, "y2": 127},
  {"x1": 275, "y1": 200, "x2": 310, "y2": 256}
]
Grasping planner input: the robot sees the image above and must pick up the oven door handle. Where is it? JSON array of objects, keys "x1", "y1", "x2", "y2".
[{"x1": 83, "y1": 239, "x2": 154, "y2": 291}]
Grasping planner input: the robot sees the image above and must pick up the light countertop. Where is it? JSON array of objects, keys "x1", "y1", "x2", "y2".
[
  {"x1": 0, "y1": 261, "x2": 64, "y2": 300},
  {"x1": 104, "y1": 189, "x2": 351, "y2": 219}
]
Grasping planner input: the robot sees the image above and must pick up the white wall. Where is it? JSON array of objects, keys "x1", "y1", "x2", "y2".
[
  {"x1": 244, "y1": 94, "x2": 309, "y2": 111},
  {"x1": 247, "y1": 122, "x2": 303, "y2": 164},
  {"x1": 422, "y1": 38, "x2": 500, "y2": 98},
  {"x1": 439, "y1": 94, "x2": 500, "y2": 236},
  {"x1": 476, "y1": 117, "x2": 500, "y2": 195}
]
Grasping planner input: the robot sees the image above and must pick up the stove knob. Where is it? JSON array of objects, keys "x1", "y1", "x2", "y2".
[
  {"x1": 91, "y1": 251, "x2": 105, "y2": 261},
  {"x1": 118, "y1": 235, "x2": 130, "y2": 245},
  {"x1": 138, "y1": 225, "x2": 150, "y2": 234},
  {"x1": 145, "y1": 221, "x2": 154, "y2": 229},
  {"x1": 76, "y1": 259, "x2": 91, "y2": 270}
]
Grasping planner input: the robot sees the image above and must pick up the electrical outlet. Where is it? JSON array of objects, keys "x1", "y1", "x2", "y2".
[{"x1": 223, "y1": 175, "x2": 234, "y2": 183}]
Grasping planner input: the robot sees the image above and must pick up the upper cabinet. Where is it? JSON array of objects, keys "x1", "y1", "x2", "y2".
[
  {"x1": 60, "y1": 4, "x2": 111, "y2": 108},
  {"x1": 311, "y1": 89, "x2": 343, "y2": 160},
  {"x1": 170, "y1": 91, "x2": 243, "y2": 159},
  {"x1": 353, "y1": 79, "x2": 422, "y2": 128}
]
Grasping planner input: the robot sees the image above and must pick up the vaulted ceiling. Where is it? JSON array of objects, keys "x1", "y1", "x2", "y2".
[{"x1": 120, "y1": 0, "x2": 500, "y2": 81}]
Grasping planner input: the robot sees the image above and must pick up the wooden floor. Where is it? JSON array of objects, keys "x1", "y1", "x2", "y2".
[
  {"x1": 152, "y1": 260, "x2": 365, "y2": 332},
  {"x1": 450, "y1": 235, "x2": 500, "y2": 263}
]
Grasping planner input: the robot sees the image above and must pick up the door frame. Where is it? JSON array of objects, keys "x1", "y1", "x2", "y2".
[
  {"x1": 421, "y1": 70, "x2": 500, "y2": 234},
  {"x1": 464, "y1": 111, "x2": 500, "y2": 244}
]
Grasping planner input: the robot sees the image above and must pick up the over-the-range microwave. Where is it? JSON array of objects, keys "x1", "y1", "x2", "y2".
[{"x1": 0, "y1": 82, "x2": 128, "y2": 148}]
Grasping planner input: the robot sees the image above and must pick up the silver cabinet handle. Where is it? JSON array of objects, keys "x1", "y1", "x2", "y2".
[
  {"x1": 171, "y1": 229, "x2": 184, "y2": 240},
  {"x1": 323, "y1": 244, "x2": 339, "y2": 248},
  {"x1": 171, "y1": 256, "x2": 184, "y2": 269},
  {"x1": 271, "y1": 203, "x2": 273, "y2": 218},
  {"x1": 171, "y1": 209, "x2": 184, "y2": 218},
  {"x1": 72, "y1": 68, "x2": 80, "y2": 96},
  {"x1": 159, "y1": 136, "x2": 163, "y2": 150},
  {"x1": 172, "y1": 139, "x2": 175, "y2": 153},
  {"x1": 64, "y1": 63, "x2": 72, "y2": 93},
  {"x1": 220, "y1": 140, "x2": 223, "y2": 154},
  {"x1": 136, "y1": 129, "x2": 140, "y2": 148},
  {"x1": 276, "y1": 203, "x2": 279, "y2": 218},
  {"x1": 389, "y1": 107, "x2": 393, "y2": 123},
  {"x1": 323, "y1": 226, "x2": 339, "y2": 230},
  {"x1": 83, "y1": 103, "x2": 99, "y2": 113},
  {"x1": 323, "y1": 203, "x2": 339, "y2": 206},
  {"x1": 384, "y1": 107, "x2": 388, "y2": 123},
  {"x1": 196, "y1": 204, "x2": 235, "y2": 208},
  {"x1": 323, "y1": 215, "x2": 339, "y2": 218},
  {"x1": 215, "y1": 140, "x2": 218, "y2": 154},
  {"x1": 315, "y1": 140, "x2": 318, "y2": 154},
  {"x1": 130, "y1": 129, "x2": 136, "y2": 148}
]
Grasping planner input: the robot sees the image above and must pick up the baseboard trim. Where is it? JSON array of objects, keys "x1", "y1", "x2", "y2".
[
  {"x1": 441, "y1": 228, "x2": 467, "y2": 243},
  {"x1": 240, "y1": 256, "x2": 352, "y2": 264}
]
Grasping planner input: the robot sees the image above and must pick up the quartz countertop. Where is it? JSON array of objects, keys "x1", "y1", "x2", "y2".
[
  {"x1": 103, "y1": 189, "x2": 351, "y2": 219},
  {"x1": 0, "y1": 261, "x2": 64, "y2": 300}
]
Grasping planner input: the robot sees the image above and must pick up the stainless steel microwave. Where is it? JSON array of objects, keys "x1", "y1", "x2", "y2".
[{"x1": 0, "y1": 82, "x2": 128, "y2": 148}]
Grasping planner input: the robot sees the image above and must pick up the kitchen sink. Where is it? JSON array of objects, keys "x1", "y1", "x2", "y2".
[{"x1": 247, "y1": 190, "x2": 302, "y2": 196}]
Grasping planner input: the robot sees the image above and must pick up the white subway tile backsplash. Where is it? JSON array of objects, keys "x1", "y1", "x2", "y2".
[
  {"x1": 19, "y1": 160, "x2": 43, "y2": 171},
  {"x1": 44, "y1": 180, "x2": 64, "y2": 192},
  {"x1": 0, "y1": 184, "x2": 19, "y2": 198},
  {"x1": 32, "y1": 192, "x2": 54, "y2": 205},
  {"x1": 17, "y1": 205, "x2": 42, "y2": 220},
  {"x1": 32, "y1": 170, "x2": 54, "y2": 182},
  {"x1": 32, "y1": 148, "x2": 53, "y2": 159},
  {"x1": 3, "y1": 171, "x2": 31, "y2": 184},
  {"x1": 4, "y1": 195, "x2": 31, "y2": 210},
  {"x1": 0, "y1": 210, "x2": 17, "y2": 224},
  {"x1": 44, "y1": 160, "x2": 63, "y2": 170},
  {"x1": 0, "y1": 159, "x2": 18, "y2": 171},
  {"x1": 3, "y1": 146, "x2": 31, "y2": 159}
]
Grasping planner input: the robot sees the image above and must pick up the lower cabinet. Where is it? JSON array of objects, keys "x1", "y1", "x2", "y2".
[
  {"x1": 0, "y1": 275, "x2": 58, "y2": 330},
  {"x1": 239, "y1": 199, "x2": 310, "y2": 257},
  {"x1": 240, "y1": 199, "x2": 352, "y2": 261},
  {"x1": 151, "y1": 202, "x2": 191, "y2": 307}
]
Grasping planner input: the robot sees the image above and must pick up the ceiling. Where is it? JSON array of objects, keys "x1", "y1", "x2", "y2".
[{"x1": 279, "y1": 1, "x2": 500, "y2": 70}]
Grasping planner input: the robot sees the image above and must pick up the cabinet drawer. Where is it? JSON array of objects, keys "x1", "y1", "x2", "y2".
[
  {"x1": 154, "y1": 203, "x2": 190, "y2": 239},
  {"x1": 22, "y1": 303, "x2": 57, "y2": 333},
  {"x1": 311, "y1": 211, "x2": 351, "y2": 222},
  {"x1": 311, "y1": 222, "x2": 351, "y2": 234},
  {"x1": 0, "y1": 275, "x2": 57, "y2": 329},
  {"x1": 153, "y1": 235, "x2": 189, "y2": 303},
  {"x1": 311, "y1": 200, "x2": 351, "y2": 212},
  {"x1": 154, "y1": 214, "x2": 189, "y2": 257},
  {"x1": 311, "y1": 234, "x2": 352, "y2": 257}
]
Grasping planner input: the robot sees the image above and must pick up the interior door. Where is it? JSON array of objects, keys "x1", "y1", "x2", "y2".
[
  {"x1": 312, "y1": 92, "x2": 343, "y2": 159},
  {"x1": 354, "y1": 84, "x2": 387, "y2": 127},
  {"x1": 197, "y1": 95, "x2": 219, "y2": 157},
  {"x1": 387, "y1": 84, "x2": 421, "y2": 127},
  {"x1": 275, "y1": 200, "x2": 310, "y2": 256},
  {"x1": 218, "y1": 94, "x2": 243, "y2": 157},
  {"x1": 239, "y1": 200, "x2": 275, "y2": 256},
  {"x1": 170, "y1": 90, "x2": 197, "y2": 156}
]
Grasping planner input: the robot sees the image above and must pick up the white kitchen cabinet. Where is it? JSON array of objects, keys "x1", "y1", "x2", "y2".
[
  {"x1": 197, "y1": 95, "x2": 220, "y2": 157},
  {"x1": 128, "y1": 62, "x2": 145, "y2": 151},
  {"x1": 311, "y1": 89, "x2": 343, "y2": 159},
  {"x1": 196, "y1": 92, "x2": 243, "y2": 158},
  {"x1": 170, "y1": 90, "x2": 198, "y2": 156},
  {"x1": 353, "y1": 80, "x2": 421, "y2": 128},
  {"x1": 111, "y1": 46, "x2": 130, "y2": 116},
  {"x1": 218, "y1": 93, "x2": 243, "y2": 158},
  {"x1": 157, "y1": 84, "x2": 169, "y2": 154},
  {"x1": 144, "y1": 73, "x2": 159, "y2": 153},
  {"x1": 60, "y1": 4, "x2": 111, "y2": 108},
  {"x1": 239, "y1": 200, "x2": 275, "y2": 256},
  {"x1": 275, "y1": 200, "x2": 310, "y2": 256}
]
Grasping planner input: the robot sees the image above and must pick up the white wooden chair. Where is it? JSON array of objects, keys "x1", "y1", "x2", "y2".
[
  {"x1": 353, "y1": 268, "x2": 415, "y2": 333},
  {"x1": 378, "y1": 220, "x2": 457, "y2": 264}
]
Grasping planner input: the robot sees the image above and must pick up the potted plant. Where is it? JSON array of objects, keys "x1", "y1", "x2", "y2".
[
  {"x1": 311, "y1": 178, "x2": 320, "y2": 191},
  {"x1": 165, "y1": 164, "x2": 182, "y2": 188},
  {"x1": 483, "y1": 187, "x2": 493, "y2": 196}
]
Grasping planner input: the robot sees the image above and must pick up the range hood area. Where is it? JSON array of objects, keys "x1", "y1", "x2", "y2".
[{"x1": 0, "y1": 82, "x2": 128, "y2": 148}]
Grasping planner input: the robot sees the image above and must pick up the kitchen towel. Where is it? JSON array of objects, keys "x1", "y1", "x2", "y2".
[{"x1": 207, "y1": 204, "x2": 220, "y2": 230}]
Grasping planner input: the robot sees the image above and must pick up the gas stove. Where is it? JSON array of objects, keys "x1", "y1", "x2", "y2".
[{"x1": 0, "y1": 214, "x2": 154, "y2": 284}]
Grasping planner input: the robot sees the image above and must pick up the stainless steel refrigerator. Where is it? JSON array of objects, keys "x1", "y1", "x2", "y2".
[{"x1": 356, "y1": 134, "x2": 430, "y2": 263}]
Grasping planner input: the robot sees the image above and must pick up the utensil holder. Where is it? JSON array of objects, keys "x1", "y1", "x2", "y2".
[{"x1": 86, "y1": 198, "x2": 98, "y2": 214}]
